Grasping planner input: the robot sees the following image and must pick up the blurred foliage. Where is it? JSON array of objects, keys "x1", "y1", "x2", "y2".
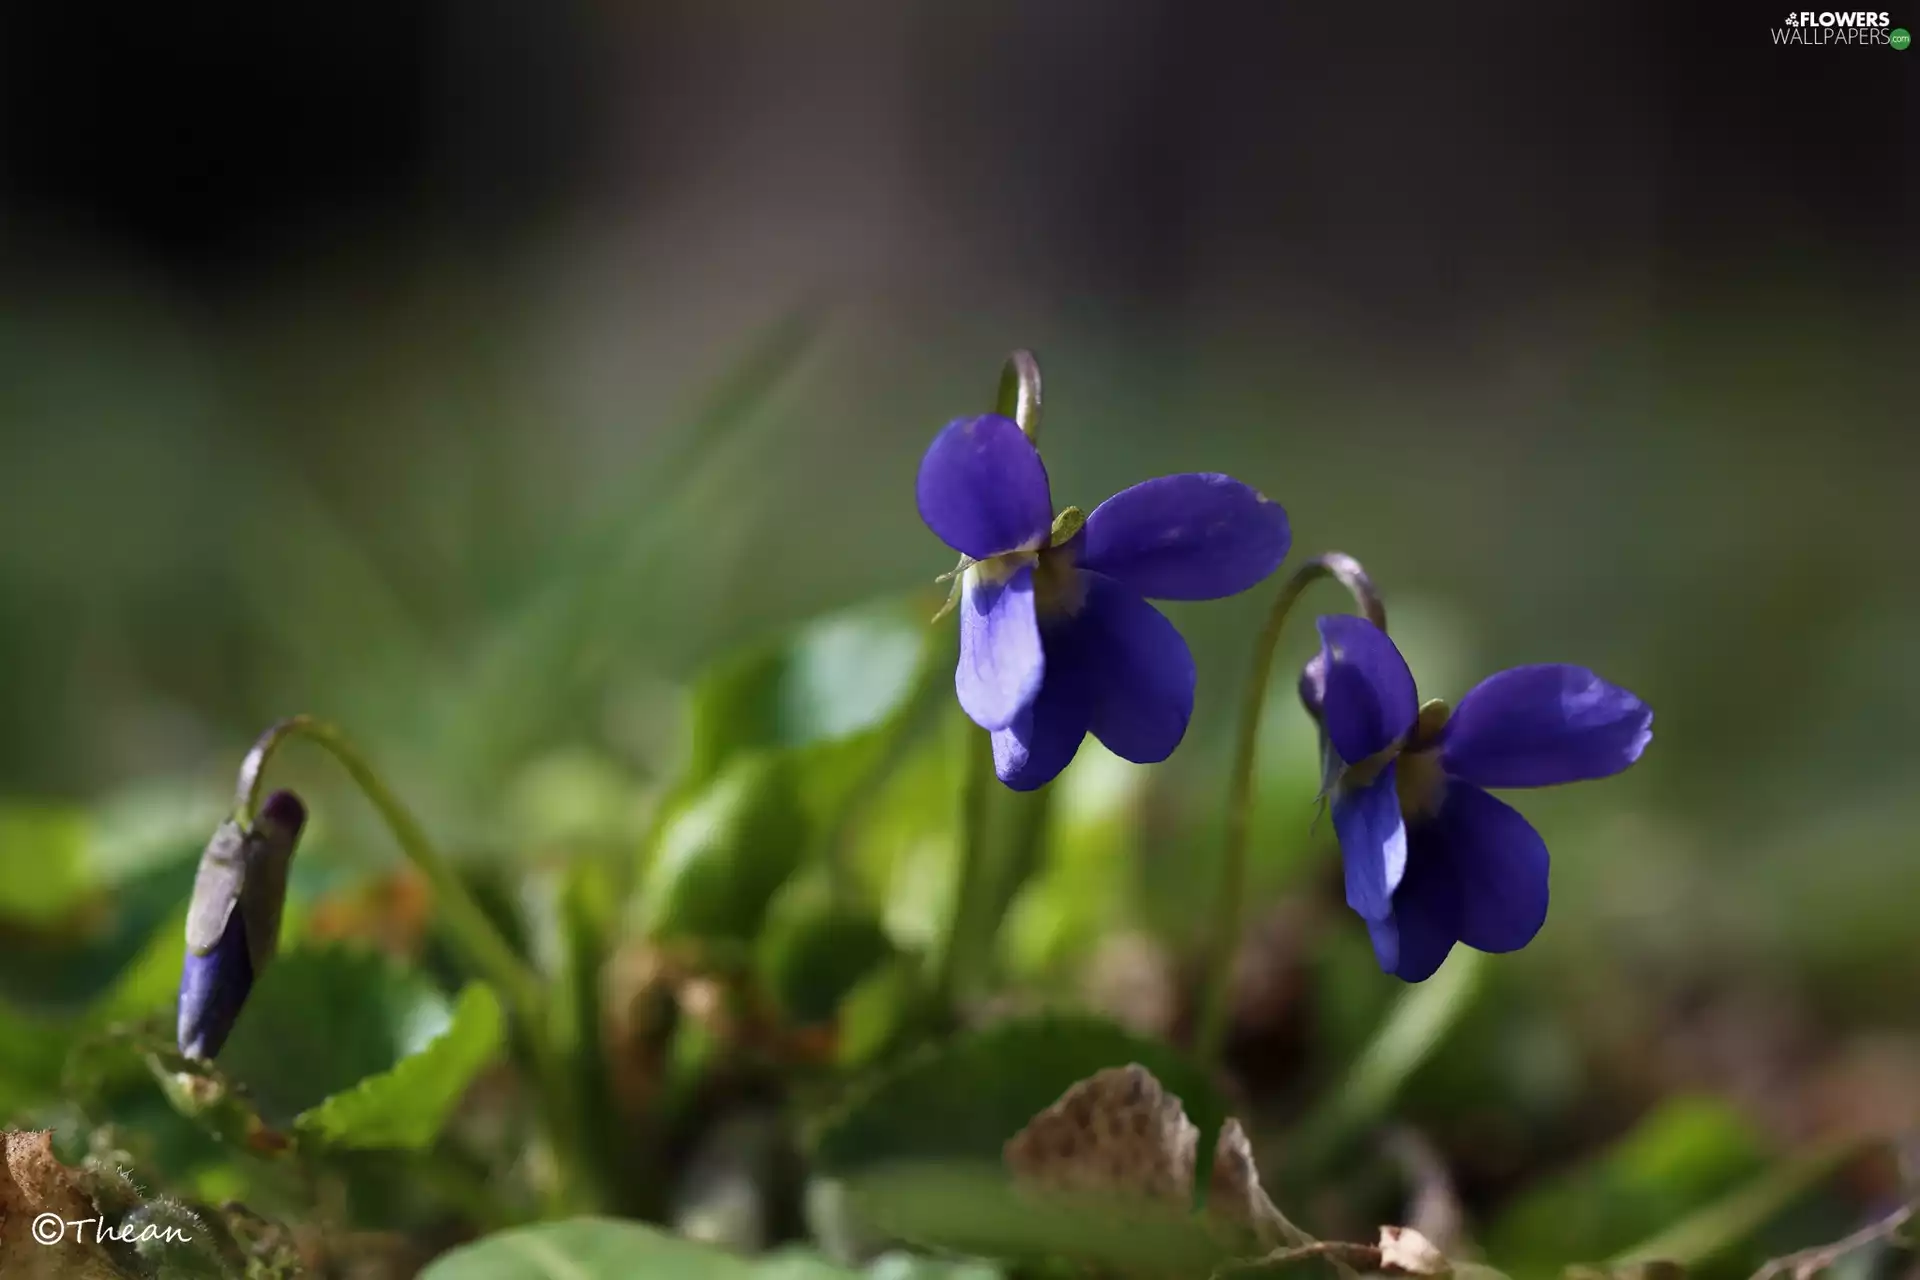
[{"x1": 0, "y1": 266, "x2": 1913, "y2": 1280}]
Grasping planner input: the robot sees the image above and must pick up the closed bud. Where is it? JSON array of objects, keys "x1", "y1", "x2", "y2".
[{"x1": 177, "y1": 790, "x2": 306, "y2": 1061}]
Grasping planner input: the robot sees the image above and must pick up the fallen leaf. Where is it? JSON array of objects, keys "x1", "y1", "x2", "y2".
[
  {"x1": 0, "y1": 1131, "x2": 136, "y2": 1280},
  {"x1": 1209, "y1": 1118, "x2": 1300, "y2": 1250},
  {"x1": 1004, "y1": 1063, "x2": 1198, "y2": 1206}
]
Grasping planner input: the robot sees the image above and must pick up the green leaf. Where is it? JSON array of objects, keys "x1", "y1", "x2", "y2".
[
  {"x1": 0, "y1": 999, "x2": 70, "y2": 1121},
  {"x1": 215, "y1": 945, "x2": 503, "y2": 1148},
  {"x1": 417, "y1": 1218, "x2": 862, "y2": 1279},
  {"x1": 0, "y1": 781, "x2": 220, "y2": 1016},
  {"x1": 834, "y1": 957, "x2": 925, "y2": 1068},
  {"x1": 685, "y1": 598, "x2": 941, "y2": 885},
  {"x1": 640, "y1": 754, "x2": 808, "y2": 943},
  {"x1": 1483, "y1": 1095, "x2": 1771, "y2": 1273},
  {"x1": 761, "y1": 1249, "x2": 1000, "y2": 1280},
  {"x1": 297, "y1": 982, "x2": 505, "y2": 1148},
  {"x1": 418, "y1": 1220, "x2": 994, "y2": 1280},
  {"x1": 852, "y1": 729, "x2": 961, "y2": 949},
  {"x1": 759, "y1": 886, "x2": 897, "y2": 1025},
  {"x1": 687, "y1": 599, "x2": 930, "y2": 787},
  {"x1": 0, "y1": 849, "x2": 201, "y2": 1015},
  {"x1": 862, "y1": 1253, "x2": 1003, "y2": 1280},
  {"x1": 826, "y1": 1165, "x2": 1229, "y2": 1278},
  {"x1": 0, "y1": 801, "x2": 91, "y2": 922},
  {"x1": 811, "y1": 1013, "x2": 1229, "y2": 1179}
]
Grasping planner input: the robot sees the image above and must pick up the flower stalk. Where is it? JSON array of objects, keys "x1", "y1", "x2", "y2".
[
  {"x1": 931, "y1": 351, "x2": 1043, "y2": 1008},
  {"x1": 234, "y1": 715, "x2": 596, "y2": 1212},
  {"x1": 1195, "y1": 553, "x2": 1385, "y2": 1069},
  {"x1": 236, "y1": 717, "x2": 543, "y2": 1018}
]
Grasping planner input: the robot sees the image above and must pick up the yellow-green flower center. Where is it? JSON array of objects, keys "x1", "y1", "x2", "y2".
[
  {"x1": 1333, "y1": 697, "x2": 1453, "y2": 822},
  {"x1": 968, "y1": 505, "x2": 1090, "y2": 621}
]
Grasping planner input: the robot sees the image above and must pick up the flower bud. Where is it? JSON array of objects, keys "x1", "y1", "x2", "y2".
[{"x1": 177, "y1": 790, "x2": 306, "y2": 1060}]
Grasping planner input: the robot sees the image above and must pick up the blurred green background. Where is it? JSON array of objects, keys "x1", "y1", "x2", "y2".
[{"x1": 0, "y1": 1, "x2": 1914, "y2": 1272}]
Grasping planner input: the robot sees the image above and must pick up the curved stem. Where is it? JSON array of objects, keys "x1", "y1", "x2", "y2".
[
  {"x1": 235, "y1": 716, "x2": 594, "y2": 1211},
  {"x1": 1195, "y1": 553, "x2": 1386, "y2": 1069},
  {"x1": 995, "y1": 348, "x2": 1043, "y2": 442},
  {"x1": 237, "y1": 717, "x2": 543, "y2": 1018}
]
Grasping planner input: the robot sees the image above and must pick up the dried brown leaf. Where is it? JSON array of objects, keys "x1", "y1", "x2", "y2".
[
  {"x1": 1004, "y1": 1063, "x2": 1199, "y2": 1207},
  {"x1": 1, "y1": 1131, "x2": 136, "y2": 1280},
  {"x1": 1209, "y1": 1118, "x2": 1305, "y2": 1250}
]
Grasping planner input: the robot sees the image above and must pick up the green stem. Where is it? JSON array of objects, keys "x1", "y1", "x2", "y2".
[
  {"x1": 933, "y1": 717, "x2": 998, "y2": 1011},
  {"x1": 237, "y1": 717, "x2": 542, "y2": 1017},
  {"x1": 929, "y1": 350, "x2": 1044, "y2": 1012},
  {"x1": 1195, "y1": 553, "x2": 1385, "y2": 1069},
  {"x1": 234, "y1": 715, "x2": 594, "y2": 1212},
  {"x1": 994, "y1": 348, "x2": 1044, "y2": 439}
]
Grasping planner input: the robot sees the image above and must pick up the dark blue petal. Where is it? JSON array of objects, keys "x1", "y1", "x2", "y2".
[
  {"x1": 1441, "y1": 664, "x2": 1652, "y2": 788},
  {"x1": 1332, "y1": 765, "x2": 1408, "y2": 921},
  {"x1": 991, "y1": 657, "x2": 1092, "y2": 790},
  {"x1": 1316, "y1": 615, "x2": 1419, "y2": 765},
  {"x1": 177, "y1": 910, "x2": 254, "y2": 1060},
  {"x1": 1072, "y1": 571, "x2": 1196, "y2": 764},
  {"x1": 1426, "y1": 782, "x2": 1550, "y2": 954},
  {"x1": 1079, "y1": 474, "x2": 1290, "y2": 601},
  {"x1": 956, "y1": 564, "x2": 1044, "y2": 731},
  {"x1": 916, "y1": 414, "x2": 1054, "y2": 560},
  {"x1": 1367, "y1": 831, "x2": 1460, "y2": 983}
]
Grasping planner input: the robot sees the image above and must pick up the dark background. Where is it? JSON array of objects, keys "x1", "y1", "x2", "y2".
[{"x1": 2, "y1": 3, "x2": 1910, "y2": 311}]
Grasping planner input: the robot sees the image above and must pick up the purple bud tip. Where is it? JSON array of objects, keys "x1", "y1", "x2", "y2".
[
  {"x1": 259, "y1": 790, "x2": 307, "y2": 837},
  {"x1": 177, "y1": 912, "x2": 254, "y2": 1061}
]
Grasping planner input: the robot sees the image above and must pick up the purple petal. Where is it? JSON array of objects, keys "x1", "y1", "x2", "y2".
[
  {"x1": 916, "y1": 414, "x2": 1053, "y2": 560},
  {"x1": 1071, "y1": 572, "x2": 1196, "y2": 764},
  {"x1": 956, "y1": 564, "x2": 1044, "y2": 731},
  {"x1": 1079, "y1": 474, "x2": 1290, "y2": 601},
  {"x1": 178, "y1": 910, "x2": 254, "y2": 1060},
  {"x1": 1425, "y1": 783, "x2": 1550, "y2": 953},
  {"x1": 1442, "y1": 664, "x2": 1652, "y2": 789},
  {"x1": 1366, "y1": 839, "x2": 1460, "y2": 983},
  {"x1": 991, "y1": 659, "x2": 1093, "y2": 790},
  {"x1": 1316, "y1": 615, "x2": 1418, "y2": 765},
  {"x1": 1332, "y1": 765, "x2": 1408, "y2": 921}
]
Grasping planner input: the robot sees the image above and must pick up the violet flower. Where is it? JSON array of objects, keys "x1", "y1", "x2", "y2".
[
  {"x1": 1303, "y1": 615, "x2": 1651, "y2": 980},
  {"x1": 917, "y1": 413, "x2": 1290, "y2": 789}
]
